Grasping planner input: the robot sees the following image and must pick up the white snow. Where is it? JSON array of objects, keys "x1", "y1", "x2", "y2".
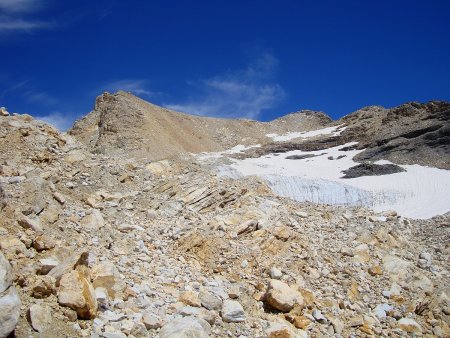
[
  {"x1": 266, "y1": 125, "x2": 347, "y2": 142},
  {"x1": 197, "y1": 144, "x2": 261, "y2": 160},
  {"x1": 217, "y1": 142, "x2": 450, "y2": 219}
]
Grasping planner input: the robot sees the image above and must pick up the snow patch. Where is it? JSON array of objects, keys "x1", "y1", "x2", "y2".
[
  {"x1": 218, "y1": 142, "x2": 450, "y2": 219},
  {"x1": 266, "y1": 125, "x2": 347, "y2": 142},
  {"x1": 197, "y1": 144, "x2": 261, "y2": 160}
]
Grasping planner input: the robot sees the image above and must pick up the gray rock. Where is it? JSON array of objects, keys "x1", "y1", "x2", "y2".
[
  {"x1": 199, "y1": 290, "x2": 222, "y2": 310},
  {"x1": 418, "y1": 251, "x2": 432, "y2": 269},
  {"x1": 0, "y1": 286, "x2": 21, "y2": 338},
  {"x1": 0, "y1": 184, "x2": 6, "y2": 210},
  {"x1": 269, "y1": 267, "x2": 282, "y2": 279},
  {"x1": 157, "y1": 317, "x2": 211, "y2": 338},
  {"x1": 29, "y1": 304, "x2": 52, "y2": 332},
  {"x1": 221, "y1": 299, "x2": 246, "y2": 323},
  {"x1": 142, "y1": 312, "x2": 162, "y2": 329},
  {"x1": 0, "y1": 252, "x2": 12, "y2": 293}
]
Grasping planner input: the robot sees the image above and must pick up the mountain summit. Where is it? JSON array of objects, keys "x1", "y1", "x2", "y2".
[{"x1": 69, "y1": 91, "x2": 331, "y2": 160}]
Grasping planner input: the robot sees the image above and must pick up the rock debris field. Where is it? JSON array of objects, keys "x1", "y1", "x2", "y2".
[{"x1": 0, "y1": 102, "x2": 449, "y2": 337}]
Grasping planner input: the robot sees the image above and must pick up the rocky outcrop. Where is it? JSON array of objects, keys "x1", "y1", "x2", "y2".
[
  {"x1": 341, "y1": 163, "x2": 406, "y2": 178},
  {"x1": 339, "y1": 101, "x2": 450, "y2": 169}
]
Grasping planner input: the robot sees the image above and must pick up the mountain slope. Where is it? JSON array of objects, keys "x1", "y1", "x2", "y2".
[{"x1": 69, "y1": 91, "x2": 330, "y2": 160}]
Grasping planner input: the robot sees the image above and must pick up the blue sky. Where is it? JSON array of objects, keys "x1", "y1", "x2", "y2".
[{"x1": 0, "y1": 0, "x2": 449, "y2": 130}]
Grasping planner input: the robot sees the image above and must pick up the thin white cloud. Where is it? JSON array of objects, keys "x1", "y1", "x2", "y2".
[
  {"x1": 0, "y1": 0, "x2": 42, "y2": 13},
  {"x1": 0, "y1": 17, "x2": 50, "y2": 32},
  {"x1": 102, "y1": 79, "x2": 161, "y2": 98},
  {"x1": 24, "y1": 90, "x2": 58, "y2": 105},
  {"x1": 164, "y1": 53, "x2": 286, "y2": 119},
  {"x1": 36, "y1": 112, "x2": 74, "y2": 132},
  {"x1": 0, "y1": 0, "x2": 52, "y2": 34}
]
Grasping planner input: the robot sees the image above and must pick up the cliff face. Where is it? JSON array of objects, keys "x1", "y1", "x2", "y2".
[{"x1": 69, "y1": 91, "x2": 330, "y2": 160}]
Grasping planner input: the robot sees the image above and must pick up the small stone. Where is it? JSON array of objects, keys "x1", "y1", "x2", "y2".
[
  {"x1": 199, "y1": 290, "x2": 222, "y2": 310},
  {"x1": 237, "y1": 220, "x2": 258, "y2": 235},
  {"x1": 39, "y1": 257, "x2": 59, "y2": 275},
  {"x1": 418, "y1": 252, "x2": 432, "y2": 269},
  {"x1": 31, "y1": 275, "x2": 56, "y2": 298},
  {"x1": 0, "y1": 107, "x2": 9, "y2": 116},
  {"x1": 142, "y1": 312, "x2": 162, "y2": 329},
  {"x1": 312, "y1": 309, "x2": 327, "y2": 323},
  {"x1": 17, "y1": 214, "x2": 43, "y2": 234},
  {"x1": 53, "y1": 192, "x2": 66, "y2": 204},
  {"x1": 368, "y1": 265, "x2": 383, "y2": 276},
  {"x1": 81, "y1": 209, "x2": 105, "y2": 230},
  {"x1": 347, "y1": 316, "x2": 364, "y2": 327},
  {"x1": 340, "y1": 247, "x2": 354, "y2": 257},
  {"x1": 266, "y1": 323, "x2": 305, "y2": 338},
  {"x1": 270, "y1": 267, "x2": 283, "y2": 279},
  {"x1": 62, "y1": 308, "x2": 78, "y2": 322},
  {"x1": 29, "y1": 304, "x2": 51, "y2": 332},
  {"x1": 398, "y1": 318, "x2": 422, "y2": 333},
  {"x1": 228, "y1": 285, "x2": 240, "y2": 299},
  {"x1": 292, "y1": 315, "x2": 311, "y2": 330},
  {"x1": 180, "y1": 291, "x2": 201, "y2": 307},
  {"x1": 373, "y1": 303, "x2": 392, "y2": 320},
  {"x1": 328, "y1": 316, "x2": 344, "y2": 334},
  {"x1": 158, "y1": 317, "x2": 211, "y2": 338},
  {"x1": 33, "y1": 234, "x2": 56, "y2": 251},
  {"x1": 221, "y1": 299, "x2": 246, "y2": 323},
  {"x1": 120, "y1": 319, "x2": 134, "y2": 335},
  {"x1": 296, "y1": 211, "x2": 308, "y2": 218},
  {"x1": 48, "y1": 250, "x2": 89, "y2": 282}
]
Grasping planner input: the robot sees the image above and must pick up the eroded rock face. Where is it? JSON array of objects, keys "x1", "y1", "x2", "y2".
[{"x1": 58, "y1": 270, "x2": 98, "y2": 319}]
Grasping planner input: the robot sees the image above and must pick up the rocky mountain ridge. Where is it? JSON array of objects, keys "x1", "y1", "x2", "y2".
[
  {"x1": 70, "y1": 92, "x2": 450, "y2": 170},
  {"x1": 69, "y1": 91, "x2": 331, "y2": 161}
]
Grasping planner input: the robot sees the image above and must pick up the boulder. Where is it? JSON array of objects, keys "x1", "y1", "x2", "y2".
[
  {"x1": 91, "y1": 261, "x2": 125, "y2": 300},
  {"x1": 264, "y1": 279, "x2": 304, "y2": 312},
  {"x1": 221, "y1": 299, "x2": 246, "y2": 323},
  {"x1": 58, "y1": 270, "x2": 98, "y2": 319},
  {"x1": 0, "y1": 253, "x2": 21, "y2": 338},
  {"x1": 0, "y1": 252, "x2": 12, "y2": 293}
]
